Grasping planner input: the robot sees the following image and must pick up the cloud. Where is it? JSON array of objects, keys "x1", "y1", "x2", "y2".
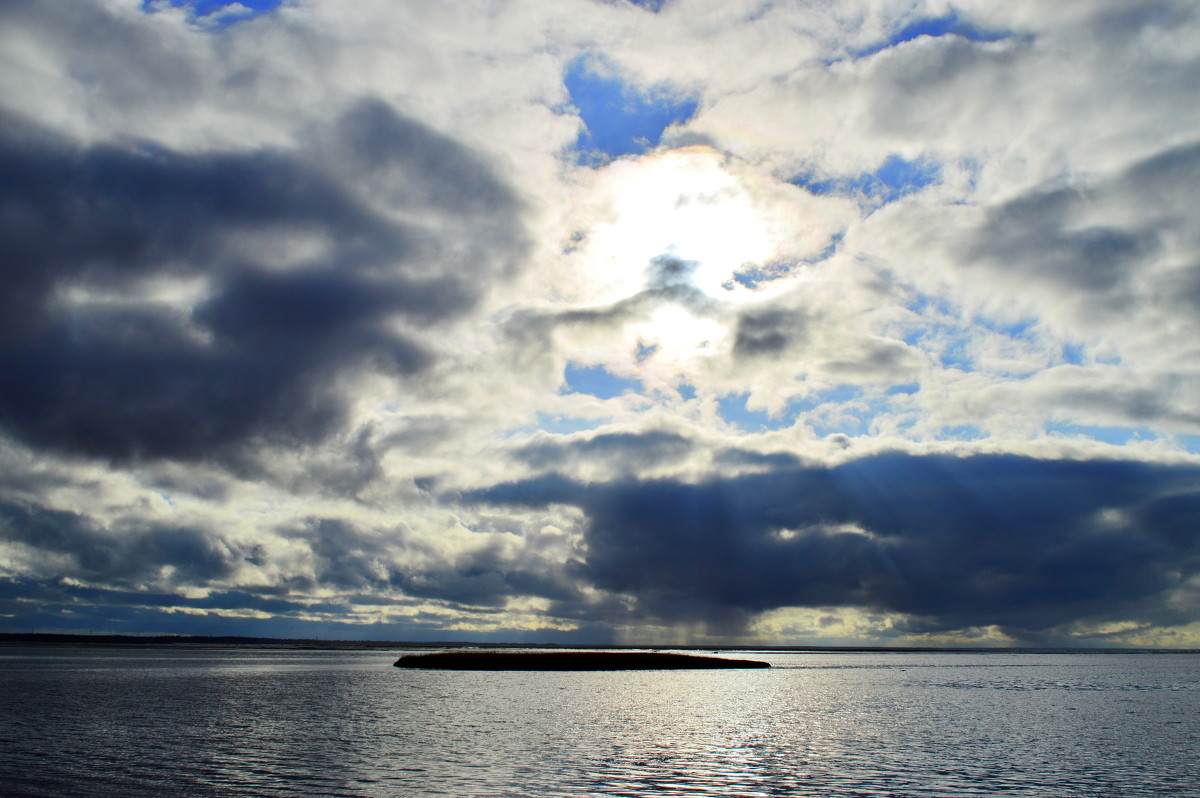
[
  {"x1": 470, "y1": 451, "x2": 1200, "y2": 640},
  {"x1": 0, "y1": 97, "x2": 523, "y2": 462},
  {"x1": 0, "y1": 500, "x2": 243, "y2": 587},
  {"x1": 512, "y1": 429, "x2": 694, "y2": 472},
  {"x1": 732, "y1": 308, "x2": 805, "y2": 358},
  {"x1": 2, "y1": 0, "x2": 1199, "y2": 645},
  {"x1": 956, "y1": 141, "x2": 1200, "y2": 321},
  {"x1": 277, "y1": 516, "x2": 583, "y2": 607}
]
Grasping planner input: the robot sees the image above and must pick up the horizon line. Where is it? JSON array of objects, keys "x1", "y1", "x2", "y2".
[{"x1": 2, "y1": 632, "x2": 1196, "y2": 655}]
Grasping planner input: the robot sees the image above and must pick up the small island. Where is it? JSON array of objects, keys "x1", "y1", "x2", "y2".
[{"x1": 393, "y1": 650, "x2": 771, "y2": 671}]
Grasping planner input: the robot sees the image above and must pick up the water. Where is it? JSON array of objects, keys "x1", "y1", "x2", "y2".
[{"x1": 1, "y1": 647, "x2": 1197, "y2": 797}]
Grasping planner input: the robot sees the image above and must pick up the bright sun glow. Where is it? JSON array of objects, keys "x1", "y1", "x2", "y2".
[
  {"x1": 581, "y1": 146, "x2": 779, "y2": 304},
  {"x1": 630, "y1": 304, "x2": 729, "y2": 362},
  {"x1": 567, "y1": 146, "x2": 783, "y2": 371}
]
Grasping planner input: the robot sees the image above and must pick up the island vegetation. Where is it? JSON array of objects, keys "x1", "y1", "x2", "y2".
[{"x1": 393, "y1": 650, "x2": 771, "y2": 670}]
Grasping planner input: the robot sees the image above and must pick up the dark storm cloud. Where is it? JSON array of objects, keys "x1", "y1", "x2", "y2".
[
  {"x1": 0, "y1": 577, "x2": 374, "y2": 638},
  {"x1": 469, "y1": 452, "x2": 1200, "y2": 637},
  {"x1": 822, "y1": 338, "x2": 922, "y2": 379},
  {"x1": 1044, "y1": 378, "x2": 1200, "y2": 429},
  {"x1": 1087, "y1": 0, "x2": 1200, "y2": 48},
  {"x1": 512, "y1": 430, "x2": 694, "y2": 471},
  {"x1": 0, "y1": 110, "x2": 410, "y2": 338},
  {"x1": 733, "y1": 307, "x2": 809, "y2": 357},
  {"x1": 0, "y1": 498, "x2": 584, "y2": 623},
  {"x1": 1154, "y1": 262, "x2": 1200, "y2": 316},
  {"x1": 964, "y1": 140, "x2": 1200, "y2": 313},
  {"x1": 712, "y1": 447, "x2": 802, "y2": 470},
  {"x1": 0, "y1": 306, "x2": 369, "y2": 462},
  {"x1": 0, "y1": 578, "x2": 317, "y2": 616},
  {"x1": 968, "y1": 186, "x2": 1157, "y2": 296},
  {"x1": 333, "y1": 100, "x2": 524, "y2": 241},
  {"x1": 0, "y1": 99, "x2": 523, "y2": 462},
  {"x1": 866, "y1": 32, "x2": 1031, "y2": 140},
  {"x1": 0, "y1": 500, "x2": 242, "y2": 586},
  {"x1": 1120, "y1": 139, "x2": 1200, "y2": 206},
  {"x1": 503, "y1": 255, "x2": 718, "y2": 359},
  {"x1": 644, "y1": 254, "x2": 699, "y2": 290}
]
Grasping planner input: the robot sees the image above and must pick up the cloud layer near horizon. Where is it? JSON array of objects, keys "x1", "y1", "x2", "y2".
[{"x1": 1, "y1": 0, "x2": 1199, "y2": 646}]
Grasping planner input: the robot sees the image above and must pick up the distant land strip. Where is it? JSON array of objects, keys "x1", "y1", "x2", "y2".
[{"x1": 394, "y1": 650, "x2": 770, "y2": 670}]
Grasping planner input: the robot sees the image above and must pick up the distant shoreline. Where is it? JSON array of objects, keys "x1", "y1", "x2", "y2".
[{"x1": 1, "y1": 633, "x2": 1196, "y2": 655}]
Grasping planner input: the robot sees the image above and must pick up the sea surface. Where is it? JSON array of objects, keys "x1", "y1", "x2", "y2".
[{"x1": 0, "y1": 647, "x2": 1197, "y2": 797}]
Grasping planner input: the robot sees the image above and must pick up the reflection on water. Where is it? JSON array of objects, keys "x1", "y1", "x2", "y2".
[{"x1": 1, "y1": 648, "x2": 1197, "y2": 797}]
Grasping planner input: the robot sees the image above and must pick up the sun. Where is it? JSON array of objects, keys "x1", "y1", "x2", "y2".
[
  {"x1": 565, "y1": 146, "x2": 783, "y2": 370},
  {"x1": 578, "y1": 146, "x2": 780, "y2": 303}
]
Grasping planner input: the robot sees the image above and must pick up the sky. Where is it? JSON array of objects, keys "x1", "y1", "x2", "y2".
[{"x1": 1, "y1": 0, "x2": 1199, "y2": 647}]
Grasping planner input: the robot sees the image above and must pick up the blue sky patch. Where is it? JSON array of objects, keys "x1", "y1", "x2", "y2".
[
  {"x1": 1062, "y1": 343, "x2": 1085, "y2": 366},
  {"x1": 1046, "y1": 423, "x2": 1150, "y2": 447},
  {"x1": 938, "y1": 335, "x2": 973, "y2": 370},
  {"x1": 627, "y1": 0, "x2": 668, "y2": 11},
  {"x1": 565, "y1": 57, "x2": 698, "y2": 163},
  {"x1": 807, "y1": 409, "x2": 876, "y2": 438},
  {"x1": 141, "y1": 0, "x2": 282, "y2": 28},
  {"x1": 899, "y1": 290, "x2": 987, "y2": 372},
  {"x1": 936, "y1": 424, "x2": 986, "y2": 441},
  {"x1": 1175, "y1": 435, "x2": 1200, "y2": 454},
  {"x1": 854, "y1": 12, "x2": 1011, "y2": 58},
  {"x1": 905, "y1": 290, "x2": 959, "y2": 318},
  {"x1": 729, "y1": 234, "x2": 842, "y2": 290},
  {"x1": 563, "y1": 363, "x2": 642, "y2": 399},
  {"x1": 718, "y1": 387, "x2": 870, "y2": 433},
  {"x1": 533, "y1": 414, "x2": 602, "y2": 436},
  {"x1": 506, "y1": 413, "x2": 602, "y2": 438},
  {"x1": 790, "y1": 385, "x2": 863, "y2": 412},
  {"x1": 717, "y1": 394, "x2": 781, "y2": 432},
  {"x1": 902, "y1": 323, "x2": 974, "y2": 372},
  {"x1": 974, "y1": 316, "x2": 1037, "y2": 339},
  {"x1": 728, "y1": 262, "x2": 790, "y2": 290},
  {"x1": 798, "y1": 388, "x2": 878, "y2": 438},
  {"x1": 793, "y1": 155, "x2": 939, "y2": 207},
  {"x1": 808, "y1": 232, "x2": 844, "y2": 263}
]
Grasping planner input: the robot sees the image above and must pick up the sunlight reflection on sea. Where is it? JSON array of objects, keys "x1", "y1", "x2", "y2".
[{"x1": 1, "y1": 648, "x2": 1197, "y2": 797}]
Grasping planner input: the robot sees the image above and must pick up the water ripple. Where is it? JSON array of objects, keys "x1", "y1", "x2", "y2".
[{"x1": 1, "y1": 648, "x2": 1197, "y2": 797}]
